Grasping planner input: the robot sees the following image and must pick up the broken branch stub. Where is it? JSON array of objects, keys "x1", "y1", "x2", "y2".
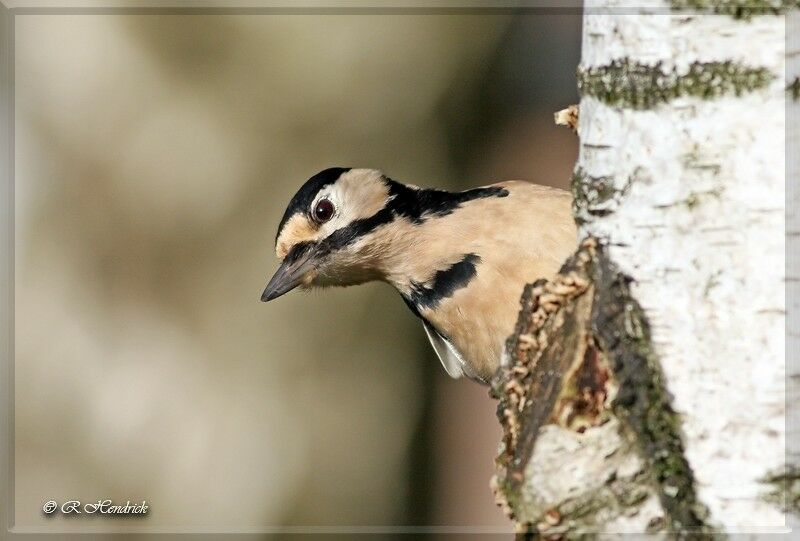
[
  {"x1": 554, "y1": 105, "x2": 579, "y2": 132},
  {"x1": 491, "y1": 238, "x2": 713, "y2": 537}
]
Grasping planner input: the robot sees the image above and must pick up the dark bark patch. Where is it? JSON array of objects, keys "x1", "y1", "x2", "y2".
[
  {"x1": 553, "y1": 334, "x2": 613, "y2": 433},
  {"x1": 761, "y1": 465, "x2": 800, "y2": 515},
  {"x1": 788, "y1": 77, "x2": 800, "y2": 101},
  {"x1": 571, "y1": 167, "x2": 633, "y2": 225}
]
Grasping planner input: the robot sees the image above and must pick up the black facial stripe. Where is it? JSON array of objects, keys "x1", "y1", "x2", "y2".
[
  {"x1": 282, "y1": 207, "x2": 396, "y2": 265},
  {"x1": 275, "y1": 167, "x2": 351, "y2": 243},
  {"x1": 313, "y1": 206, "x2": 396, "y2": 259},
  {"x1": 284, "y1": 241, "x2": 313, "y2": 264},
  {"x1": 404, "y1": 253, "x2": 481, "y2": 310}
]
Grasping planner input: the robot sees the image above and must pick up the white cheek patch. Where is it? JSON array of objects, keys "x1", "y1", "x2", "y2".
[{"x1": 312, "y1": 176, "x2": 390, "y2": 237}]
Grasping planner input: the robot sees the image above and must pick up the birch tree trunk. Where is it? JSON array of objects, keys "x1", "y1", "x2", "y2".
[{"x1": 492, "y1": 1, "x2": 795, "y2": 536}]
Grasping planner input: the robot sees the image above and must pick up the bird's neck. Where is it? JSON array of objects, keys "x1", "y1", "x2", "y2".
[
  {"x1": 366, "y1": 185, "x2": 480, "y2": 296},
  {"x1": 371, "y1": 218, "x2": 433, "y2": 290}
]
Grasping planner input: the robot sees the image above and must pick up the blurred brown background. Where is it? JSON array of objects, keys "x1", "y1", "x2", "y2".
[{"x1": 13, "y1": 10, "x2": 580, "y2": 534}]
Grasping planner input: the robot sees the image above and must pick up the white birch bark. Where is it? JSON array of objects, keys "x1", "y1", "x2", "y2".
[
  {"x1": 577, "y1": 0, "x2": 787, "y2": 534},
  {"x1": 493, "y1": 1, "x2": 794, "y2": 536}
]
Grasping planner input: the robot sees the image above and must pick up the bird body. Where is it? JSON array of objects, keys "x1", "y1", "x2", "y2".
[{"x1": 263, "y1": 168, "x2": 577, "y2": 383}]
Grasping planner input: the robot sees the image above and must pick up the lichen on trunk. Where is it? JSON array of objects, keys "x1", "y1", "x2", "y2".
[
  {"x1": 669, "y1": 0, "x2": 798, "y2": 19},
  {"x1": 577, "y1": 59, "x2": 775, "y2": 109}
]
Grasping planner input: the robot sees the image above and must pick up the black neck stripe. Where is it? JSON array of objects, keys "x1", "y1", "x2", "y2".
[
  {"x1": 404, "y1": 253, "x2": 481, "y2": 310},
  {"x1": 382, "y1": 177, "x2": 508, "y2": 224}
]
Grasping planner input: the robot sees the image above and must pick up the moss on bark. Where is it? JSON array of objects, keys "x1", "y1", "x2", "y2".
[
  {"x1": 670, "y1": 0, "x2": 799, "y2": 19},
  {"x1": 578, "y1": 59, "x2": 775, "y2": 109}
]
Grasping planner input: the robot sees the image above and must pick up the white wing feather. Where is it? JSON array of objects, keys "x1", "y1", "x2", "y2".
[{"x1": 421, "y1": 320, "x2": 475, "y2": 380}]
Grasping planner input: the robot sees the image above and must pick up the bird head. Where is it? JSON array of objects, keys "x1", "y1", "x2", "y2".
[{"x1": 261, "y1": 167, "x2": 396, "y2": 301}]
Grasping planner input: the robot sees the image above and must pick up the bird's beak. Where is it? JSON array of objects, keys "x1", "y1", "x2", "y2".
[{"x1": 261, "y1": 247, "x2": 317, "y2": 302}]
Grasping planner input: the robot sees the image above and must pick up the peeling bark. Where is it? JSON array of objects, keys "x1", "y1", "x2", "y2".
[
  {"x1": 554, "y1": 105, "x2": 580, "y2": 133},
  {"x1": 492, "y1": 240, "x2": 712, "y2": 537}
]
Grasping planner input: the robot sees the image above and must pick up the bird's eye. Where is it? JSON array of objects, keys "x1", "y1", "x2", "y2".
[{"x1": 312, "y1": 198, "x2": 335, "y2": 223}]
